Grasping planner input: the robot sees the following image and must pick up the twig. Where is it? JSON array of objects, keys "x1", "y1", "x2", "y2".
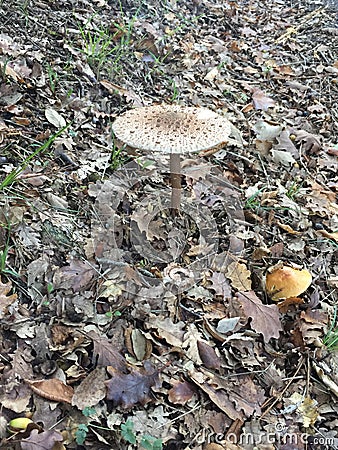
[
  {"x1": 275, "y1": 7, "x2": 325, "y2": 44},
  {"x1": 260, "y1": 356, "x2": 305, "y2": 420}
]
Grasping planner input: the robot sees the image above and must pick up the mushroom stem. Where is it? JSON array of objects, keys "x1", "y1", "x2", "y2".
[{"x1": 170, "y1": 153, "x2": 182, "y2": 211}]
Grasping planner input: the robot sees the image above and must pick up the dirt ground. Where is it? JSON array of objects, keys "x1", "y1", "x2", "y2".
[{"x1": 0, "y1": 0, "x2": 338, "y2": 449}]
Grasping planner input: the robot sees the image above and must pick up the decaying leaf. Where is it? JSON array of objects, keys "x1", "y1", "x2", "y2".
[
  {"x1": 21, "y1": 429, "x2": 63, "y2": 450},
  {"x1": 125, "y1": 328, "x2": 152, "y2": 361},
  {"x1": 147, "y1": 316, "x2": 185, "y2": 347},
  {"x1": 189, "y1": 368, "x2": 265, "y2": 420},
  {"x1": 45, "y1": 108, "x2": 66, "y2": 128},
  {"x1": 168, "y1": 379, "x2": 196, "y2": 405},
  {"x1": 224, "y1": 261, "x2": 252, "y2": 291},
  {"x1": 288, "y1": 393, "x2": 319, "y2": 427},
  {"x1": 53, "y1": 259, "x2": 97, "y2": 292},
  {"x1": 236, "y1": 291, "x2": 282, "y2": 342},
  {"x1": 197, "y1": 340, "x2": 222, "y2": 370},
  {"x1": 72, "y1": 367, "x2": 107, "y2": 410},
  {"x1": 89, "y1": 331, "x2": 128, "y2": 371},
  {"x1": 25, "y1": 378, "x2": 74, "y2": 404},
  {"x1": 105, "y1": 362, "x2": 161, "y2": 409},
  {"x1": 0, "y1": 279, "x2": 18, "y2": 318},
  {"x1": 252, "y1": 89, "x2": 276, "y2": 111}
]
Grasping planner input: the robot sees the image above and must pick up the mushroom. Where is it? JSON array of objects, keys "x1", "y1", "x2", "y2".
[
  {"x1": 112, "y1": 104, "x2": 231, "y2": 211},
  {"x1": 266, "y1": 265, "x2": 312, "y2": 301}
]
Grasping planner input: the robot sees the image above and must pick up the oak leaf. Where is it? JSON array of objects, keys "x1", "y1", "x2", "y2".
[
  {"x1": 236, "y1": 291, "x2": 282, "y2": 342},
  {"x1": 21, "y1": 429, "x2": 63, "y2": 450},
  {"x1": 0, "y1": 279, "x2": 17, "y2": 318},
  {"x1": 105, "y1": 362, "x2": 161, "y2": 409},
  {"x1": 225, "y1": 261, "x2": 252, "y2": 291}
]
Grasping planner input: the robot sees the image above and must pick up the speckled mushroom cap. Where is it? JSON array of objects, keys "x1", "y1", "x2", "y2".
[{"x1": 112, "y1": 105, "x2": 231, "y2": 154}]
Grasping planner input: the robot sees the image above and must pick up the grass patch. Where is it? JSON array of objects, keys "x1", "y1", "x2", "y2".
[
  {"x1": 0, "y1": 125, "x2": 68, "y2": 191},
  {"x1": 0, "y1": 221, "x2": 20, "y2": 278},
  {"x1": 323, "y1": 306, "x2": 338, "y2": 351}
]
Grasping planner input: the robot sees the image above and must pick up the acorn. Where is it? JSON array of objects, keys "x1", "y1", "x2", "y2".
[{"x1": 8, "y1": 417, "x2": 33, "y2": 433}]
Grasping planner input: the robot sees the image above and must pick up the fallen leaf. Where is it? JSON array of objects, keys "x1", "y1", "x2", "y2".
[
  {"x1": 274, "y1": 129, "x2": 299, "y2": 157},
  {"x1": 289, "y1": 393, "x2": 319, "y2": 427},
  {"x1": 125, "y1": 328, "x2": 152, "y2": 361},
  {"x1": 105, "y1": 362, "x2": 161, "y2": 409},
  {"x1": 53, "y1": 259, "x2": 97, "y2": 292},
  {"x1": 236, "y1": 291, "x2": 282, "y2": 342},
  {"x1": 225, "y1": 261, "x2": 252, "y2": 291},
  {"x1": 216, "y1": 317, "x2": 240, "y2": 334},
  {"x1": 0, "y1": 279, "x2": 18, "y2": 318},
  {"x1": 197, "y1": 340, "x2": 222, "y2": 370},
  {"x1": 100, "y1": 79, "x2": 143, "y2": 106},
  {"x1": 168, "y1": 379, "x2": 196, "y2": 405},
  {"x1": 270, "y1": 149, "x2": 296, "y2": 165},
  {"x1": 21, "y1": 429, "x2": 63, "y2": 450},
  {"x1": 293, "y1": 129, "x2": 322, "y2": 153},
  {"x1": 89, "y1": 331, "x2": 128, "y2": 371},
  {"x1": 45, "y1": 108, "x2": 66, "y2": 128},
  {"x1": 25, "y1": 378, "x2": 74, "y2": 404},
  {"x1": 148, "y1": 317, "x2": 185, "y2": 347},
  {"x1": 72, "y1": 367, "x2": 107, "y2": 410},
  {"x1": 252, "y1": 89, "x2": 276, "y2": 111},
  {"x1": 190, "y1": 368, "x2": 265, "y2": 420},
  {"x1": 317, "y1": 229, "x2": 338, "y2": 243},
  {"x1": 209, "y1": 271, "x2": 232, "y2": 298}
]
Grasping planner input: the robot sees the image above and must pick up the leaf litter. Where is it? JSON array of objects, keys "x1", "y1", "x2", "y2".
[{"x1": 0, "y1": 0, "x2": 338, "y2": 449}]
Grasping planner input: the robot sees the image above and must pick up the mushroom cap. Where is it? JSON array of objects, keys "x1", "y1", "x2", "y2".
[
  {"x1": 112, "y1": 104, "x2": 231, "y2": 154},
  {"x1": 266, "y1": 265, "x2": 312, "y2": 301}
]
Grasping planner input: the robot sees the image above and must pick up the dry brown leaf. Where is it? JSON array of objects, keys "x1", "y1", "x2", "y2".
[
  {"x1": 168, "y1": 379, "x2": 196, "y2": 405},
  {"x1": 293, "y1": 129, "x2": 322, "y2": 153},
  {"x1": 225, "y1": 261, "x2": 252, "y2": 291},
  {"x1": 288, "y1": 393, "x2": 319, "y2": 427},
  {"x1": 298, "y1": 309, "x2": 328, "y2": 345},
  {"x1": 148, "y1": 316, "x2": 185, "y2": 347},
  {"x1": 197, "y1": 340, "x2": 221, "y2": 370},
  {"x1": 72, "y1": 367, "x2": 107, "y2": 409},
  {"x1": 125, "y1": 328, "x2": 152, "y2": 361},
  {"x1": 0, "y1": 381, "x2": 32, "y2": 413},
  {"x1": 100, "y1": 79, "x2": 143, "y2": 106},
  {"x1": 45, "y1": 108, "x2": 66, "y2": 128},
  {"x1": 277, "y1": 221, "x2": 302, "y2": 235},
  {"x1": 0, "y1": 279, "x2": 18, "y2": 318},
  {"x1": 306, "y1": 182, "x2": 338, "y2": 217},
  {"x1": 189, "y1": 370, "x2": 244, "y2": 421},
  {"x1": 236, "y1": 291, "x2": 282, "y2": 342},
  {"x1": 317, "y1": 229, "x2": 338, "y2": 243},
  {"x1": 105, "y1": 362, "x2": 161, "y2": 409},
  {"x1": 274, "y1": 129, "x2": 299, "y2": 157},
  {"x1": 89, "y1": 331, "x2": 128, "y2": 371},
  {"x1": 252, "y1": 89, "x2": 276, "y2": 111},
  {"x1": 53, "y1": 259, "x2": 97, "y2": 292},
  {"x1": 25, "y1": 378, "x2": 74, "y2": 404},
  {"x1": 21, "y1": 429, "x2": 63, "y2": 450},
  {"x1": 190, "y1": 368, "x2": 265, "y2": 420}
]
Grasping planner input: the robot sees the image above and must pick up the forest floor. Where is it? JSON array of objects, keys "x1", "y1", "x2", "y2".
[{"x1": 0, "y1": 0, "x2": 338, "y2": 449}]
